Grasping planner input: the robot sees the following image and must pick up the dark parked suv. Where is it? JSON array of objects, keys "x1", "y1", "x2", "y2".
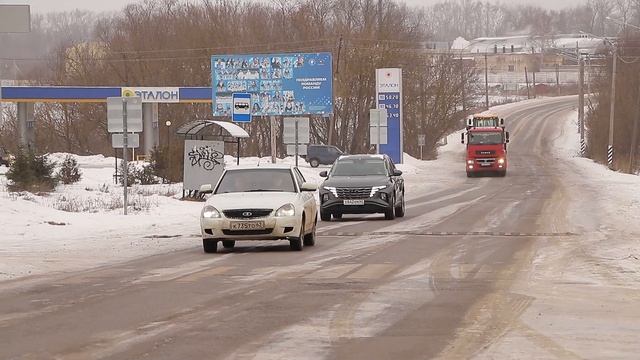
[
  {"x1": 304, "y1": 144, "x2": 343, "y2": 168},
  {"x1": 319, "y1": 154, "x2": 405, "y2": 221}
]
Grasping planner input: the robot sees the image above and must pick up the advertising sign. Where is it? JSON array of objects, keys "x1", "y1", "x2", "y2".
[
  {"x1": 183, "y1": 140, "x2": 225, "y2": 192},
  {"x1": 376, "y1": 68, "x2": 403, "y2": 163},
  {"x1": 211, "y1": 52, "x2": 333, "y2": 117},
  {"x1": 121, "y1": 87, "x2": 180, "y2": 103}
]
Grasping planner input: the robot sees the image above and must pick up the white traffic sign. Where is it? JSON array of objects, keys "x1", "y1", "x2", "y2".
[
  {"x1": 107, "y1": 97, "x2": 143, "y2": 133},
  {"x1": 370, "y1": 126, "x2": 388, "y2": 145},
  {"x1": 369, "y1": 108, "x2": 388, "y2": 147},
  {"x1": 112, "y1": 133, "x2": 140, "y2": 148},
  {"x1": 283, "y1": 117, "x2": 310, "y2": 144},
  {"x1": 418, "y1": 134, "x2": 426, "y2": 146},
  {"x1": 370, "y1": 108, "x2": 388, "y2": 127}
]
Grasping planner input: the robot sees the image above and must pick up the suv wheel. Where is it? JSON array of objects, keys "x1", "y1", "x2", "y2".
[
  {"x1": 309, "y1": 158, "x2": 320, "y2": 168},
  {"x1": 395, "y1": 194, "x2": 405, "y2": 218},
  {"x1": 385, "y1": 196, "x2": 396, "y2": 220},
  {"x1": 320, "y1": 210, "x2": 331, "y2": 221}
]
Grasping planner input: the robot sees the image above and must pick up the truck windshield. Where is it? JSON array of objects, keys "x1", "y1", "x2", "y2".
[{"x1": 468, "y1": 132, "x2": 503, "y2": 145}]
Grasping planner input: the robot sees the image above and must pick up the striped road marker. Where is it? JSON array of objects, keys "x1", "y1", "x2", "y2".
[{"x1": 607, "y1": 145, "x2": 614, "y2": 168}]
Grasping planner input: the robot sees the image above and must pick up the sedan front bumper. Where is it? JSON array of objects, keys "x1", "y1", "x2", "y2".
[{"x1": 201, "y1": 216, "x2": 301, "y2": 240}]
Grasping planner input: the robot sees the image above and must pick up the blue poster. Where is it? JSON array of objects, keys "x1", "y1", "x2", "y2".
[
  {"x1": 378, "y1": 92, "x2": 402, "y2": 163},
  {"x1": 211, "y1": 52, "x2": 333, "y2": 117}
]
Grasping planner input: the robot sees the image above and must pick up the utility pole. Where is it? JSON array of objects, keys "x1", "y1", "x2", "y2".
[
  {"x1": 532, "y1": 71, "x2": 537, "y2": 99},
  {"x1": 578, "y1": 57, "x2": 586, "y2": 155},
  {"x1": 524, "y1": 66, "x2": 531, "y2": 99},
  {"x1": 484, "y1": 53, "x2": 489, "y2": 109},
  {"x1": 556, "y1": 63, "x2": 560, "y2": 96},
  {"x1": 608, "y1": 48, "x2": 617, "y2": 169}
]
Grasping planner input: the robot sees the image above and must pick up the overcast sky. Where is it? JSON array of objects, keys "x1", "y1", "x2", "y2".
[{"x1": 1, "y1": 0, "x2": 589, "y2": 13}]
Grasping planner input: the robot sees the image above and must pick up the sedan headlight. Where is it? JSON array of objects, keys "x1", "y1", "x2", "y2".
[
  {"x1": 370, "y1": 185, "x2": 387, "y2": 197},
  {"x1": 275, "y1": 203, "x2": 296, "y2": 217},
  {"x1": 323, "y1": 186, "x2": 338, "y2": 197},
  {"x1": 202, "y1": 205, "x2": 221, "y2": 218}
]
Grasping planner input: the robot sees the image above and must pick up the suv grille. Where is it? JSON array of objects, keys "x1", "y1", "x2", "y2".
[
  {"x1": 223, "y1": 209, "x2": 272, "y2": 219},
  {"x1": 336, "y1": 187, "x2": 371, "y2": 199}
]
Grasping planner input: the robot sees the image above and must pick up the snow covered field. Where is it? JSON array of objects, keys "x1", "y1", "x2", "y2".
[{"x1": 0, "y1": 143, "x2": 462, "y2": 281}]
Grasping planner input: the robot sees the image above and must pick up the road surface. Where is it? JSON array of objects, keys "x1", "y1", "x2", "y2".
[{"x1": 0, "y1": 97, "x2": 591, "y2": 359}]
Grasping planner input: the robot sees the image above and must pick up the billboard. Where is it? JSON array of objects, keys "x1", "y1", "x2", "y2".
[
  {"x1": 211, "y1": 52, "x2": 333, "y2": 117},
  {"x1": 376, "y1": 68, "x2": 403, "y2": 164}
]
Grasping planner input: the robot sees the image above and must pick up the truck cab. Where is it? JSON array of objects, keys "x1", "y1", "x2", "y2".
[{"x1": 461, "y1": 115, "x2": 509, "y2": 177}]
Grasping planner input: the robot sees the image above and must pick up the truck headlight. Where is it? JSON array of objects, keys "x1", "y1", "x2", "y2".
[
  {"x1": 275, "y1": 203, "x2": 295, "y2": 217},
  {"x1": 467, "y1": 160, "x2": 474, "y2": 164},
  {"x1": 498, "y1": 158, "x2": 505, "y2": 164},
  {"x1": 202, "y1": 205, "x2": 221, "y2": 218}
]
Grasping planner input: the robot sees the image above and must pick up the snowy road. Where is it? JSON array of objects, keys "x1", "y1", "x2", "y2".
[{"x1": 1, "y1": 97, "x2": 640, "y2": 359}]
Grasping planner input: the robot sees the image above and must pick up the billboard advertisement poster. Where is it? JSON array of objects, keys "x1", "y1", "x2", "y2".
[
  {"x1": 376, "y1": 68, "x2": 403, "y2": 164},
  {"x1": 183, "y1": 140, "x2": 225, "y2": 192},
  {"x1": 211, "y1": 52, "x2": 333, "y2": 117}
]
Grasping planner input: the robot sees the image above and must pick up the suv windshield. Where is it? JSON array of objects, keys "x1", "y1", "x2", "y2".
[
  {"x1": 468, "y1": 132, "x2": 503, "y2": 145},
  {"x1": 215, "y1": 169, "x2": 295, "y2": 194},
  {"x1": 331, "y1": 158, "x2": 387, "y2": 176}
]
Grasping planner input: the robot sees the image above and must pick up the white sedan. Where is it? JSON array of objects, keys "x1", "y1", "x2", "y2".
[{"x1": 199, "y1": 166, "x2": 318, "y2": 253}]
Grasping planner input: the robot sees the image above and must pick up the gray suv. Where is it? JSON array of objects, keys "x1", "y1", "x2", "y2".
[{"x1": 303, "y1": 145, "x2": 343, "y2": 168}]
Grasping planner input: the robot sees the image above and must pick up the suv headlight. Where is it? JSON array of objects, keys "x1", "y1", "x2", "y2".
[
  {"x1": 323, "y1": 186, "x2": 337, "y2": 197},
  {"x1": 202, "y1": 205, "x2": 221, "y2": 218},
  {"x1": 275, "y1": 203, "x2": 295, "y2": 217},
  {"x1": 370, "y1": 185, "x2": 387, "y2": 197}
]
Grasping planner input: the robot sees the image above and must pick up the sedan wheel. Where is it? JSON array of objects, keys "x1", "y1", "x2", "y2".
[
  {"x1": 290, "y1": 220, "x2": 304, "y2": 251},
  {"x1": 203, "y1": 239, "x2": 218, "y2": 253},
  {"x1": 303, "y1": 220, "x2": 317, "y2": 246}
]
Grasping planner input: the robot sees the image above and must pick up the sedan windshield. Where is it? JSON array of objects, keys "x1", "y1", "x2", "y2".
[
  {"x1": 215, "y1": 169, "x2": 295, "y2": 194},
  {"x1": 331, "y1": 158, "x2": 387, "y2": 176},
  {"x1": 468, "y1": 132, "x2": 503, "y2": 145}
]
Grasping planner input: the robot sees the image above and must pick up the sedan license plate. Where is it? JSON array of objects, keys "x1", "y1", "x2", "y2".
[
  {"x1": 343, "y1": 199, "x2": 365, "y2": 206},
  {"x1": 230, "y1": 221, "x2": 265, "y2": 231}
]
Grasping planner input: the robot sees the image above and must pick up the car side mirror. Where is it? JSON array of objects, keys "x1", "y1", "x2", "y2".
[
  {"x1": 505, "y1": 131, "x2": 510, "y2": 143},
  {"x1": 301, "y1": 182, "x2": 318, "y2": 192},
  {"x1": 393, "y1": 170, "x2": 403, "y2": 176},
  {"x1": 461, "y1": 133, "x2": 465, "y2": 144},
  {"x1": 199, "y1": 184, "x2": 213, "y2": 194},
  {"x1": 319, "y1": 171, "x2": 328, "y2": 178}
]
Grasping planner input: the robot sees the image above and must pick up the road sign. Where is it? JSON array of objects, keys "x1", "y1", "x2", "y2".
[
  {"x1": 287, "y1": 144, "x2": 307, "y2": 156},
  {"x1": 232, "y1": 93, "x2": 252, "y2": 122},
  {"x1": 370, "y1": 126, "x2": 388, "y2": 146},
  {"x1": 0, "y1": 5, "x2": 30, "y2": 33},
  {"x1": 418, "y1": 134, "x2": 426, "y2": 146},
  {"x1": 112, "y1": 133, "x2": 140, "y2": 148},
  {"x1": 107, "y1": 97, "x2": 143, "y2": 133},
  {"x1": 211, "y1": 52, "x2": 333, "y2": 117},
  {"x1": 370, "y1": 108, "x2": 388, "y2": 148},
  {"x1": 283, "y1": 117, "x2": 310, "y2": 144}
]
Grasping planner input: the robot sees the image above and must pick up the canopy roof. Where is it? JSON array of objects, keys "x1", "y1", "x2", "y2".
[{"x1": 176, "y1": 120, "x2": 249, "y2": 138}]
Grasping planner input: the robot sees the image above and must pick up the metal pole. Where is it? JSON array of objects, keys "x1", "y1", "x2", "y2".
[
  {"x1": 295, "y1": 119, "x2": 299, "y2": 167},
  {"x1": 629, "y1": 74, "x2": 640, "y2": 174},
  {"x1": 237, "y1": 138, "x2": 240, "y2": 166},
  {"x1": 484, "y1": 53, "x2": 489, "y2": 109},
  {"x1": 532, "y1": 71, "x2": 536, "y2": 99},
  {"x1": 122, "y1": 99, "x2": 128, "y2": 215},
  {"x1": 420, "y1": 145, "x2": 423, "y2": 160},
  {"x1": 270, "y1": 116, "x2": 277, "y2": 164},
  {"x1": 608, "y1": 48, "x2": 617, "y2": 169},
  {"x1": 376, "y1": 118, "x2": 381, "y2": 154}
]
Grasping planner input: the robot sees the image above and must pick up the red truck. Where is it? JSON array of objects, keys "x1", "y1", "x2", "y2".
[{"x1": 461, "y1": 114, "x2": 510, "y2": 177}]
